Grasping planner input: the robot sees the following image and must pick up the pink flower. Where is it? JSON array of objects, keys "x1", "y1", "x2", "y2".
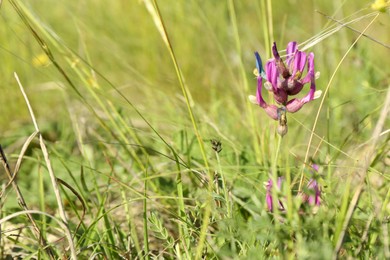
[
  {"x1": 265, "y1": 177, "x2": 285, "y2": 212},
  {"x1": 265, "y1": 164, "x2": 321, "y2": 212},
  {"x1": 251, "y1": 42, "x2": 322, "y2": 135}
]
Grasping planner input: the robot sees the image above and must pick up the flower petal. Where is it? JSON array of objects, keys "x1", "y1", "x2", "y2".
[
  {"x1": 272, "y1": 42, "x2": 281, "y2": 60},
  {"x1": 286, "y1": 41, "x2": 297, "y2": 57},
  {"x1": 285, "y1": 73, "x2": 316, "y2": 113},
  {"x1": 307, "y1": 179, "x2": 321, "y2": 206},
  {"x1": 292, "y1": 51, "x2": 307, "y2": 78},
  {"x1": 256, "y1": 76, "x2": 279, "y2": 120},
  {"x1": 266, "y1": 192, "x2": 273, "y2": 211},
  {"x1": 265, "y1": 178, "x2": 285, "y2": 212},
  {"x1": 286, "y1": 41, "x2": 298, "y2": 66},
  {"x1": 301, "y1": 53, "x2": 315, "y2": 84},
  {"x1": 272, "y1": 42, "x2": 290, "y2": 79},
  {"x1": 254, "y1": 52, "x2": 266, "y2": 78},
  {"x1": 286, "y1": 80, "x2": 304, "y2": 96},
  {"x1": 266, "y1": 60, "x2": 278, "y2": 90}
]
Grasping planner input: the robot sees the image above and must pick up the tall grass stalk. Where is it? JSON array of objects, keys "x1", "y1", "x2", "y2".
[
  {"x1": 227, "y1": 0, "x2": 262, "y2": 164},
  {"x1": 143, "y1": 168, "x2": 150, "y2": 259},
  {"x1": 143, "y1": 1, "x2": 213, "y2": 258},
  {"x1": 14, "y1": 72, "x2": 76, "y2": 258},
  {"x1": 270, "y1": 134, "x2": 283, "y2": 231}
]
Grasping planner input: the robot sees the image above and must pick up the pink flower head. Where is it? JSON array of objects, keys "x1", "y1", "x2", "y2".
[
  {"x1": 253, "y1": 41, "x2": 319, "y2": 122},
  {"x1": 264, "y1": 165, "x2": 321, "y2": 214}
]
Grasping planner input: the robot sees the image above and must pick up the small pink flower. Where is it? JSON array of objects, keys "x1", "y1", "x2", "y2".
[
  {"x1": 265, "y1": 177, "x2": 285, "y2": 212},
  {"x1": 265, "y1": 165, "x2": 321, "y2": 213}
]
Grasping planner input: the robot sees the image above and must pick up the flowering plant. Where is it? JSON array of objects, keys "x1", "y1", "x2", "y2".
[
  {"x1": 265, "y1": 164, "x2": 321, "y2": 213},
  {"x1": 250, "y1": 42, "x2": 322, "y2": 135}
]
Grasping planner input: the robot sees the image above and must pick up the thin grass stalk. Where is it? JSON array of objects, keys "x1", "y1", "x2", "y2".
[
  {"x1": 284, "y1": 157, "x2": 293, "y2": 224},
  {"x1": 143, "y1": 169, "x2": 150, "y2": 259},
  {"x1": 270, "y1": 135, "x2": 282, "y2": 231},
  {"x1": 144, "y1": 0, "x2": 209, "y2": 170},
  {"x1": 37, "y1": 158, "x2": 47, "y2": 244},
  {"x1": 143, "y1": 1, "x2": 212, "y2": 257},
  {"x1": 215, "y1": 151, "x2": 236, "y2": 253},
  {"x1": 215, "y1": 152, "x2": 230, "y2": 219},
  {"x1": 227, "y1": 0, "x2": 262, "y2": 165},
  {"x1": 266, "y1": 0, "x2": 274, "y2": 47},
  {"x1": 333, "y1": 168, "x2": 352, "y2": 242},
  {"x1": 14, "y1": 73, "x2": 77, "y2": 259},
  {"x1": 121, "y1": 188, "x2": 142, "y2": 255},
  {"x1": 192, "y1": 1, "x2": 240, "y2": 97},
  {"x1": 256, "y1": 0, "x2": 271, "y2": 56},
  {"x1": 299, "y1": 13, "x2": 380, "y2": 192}
]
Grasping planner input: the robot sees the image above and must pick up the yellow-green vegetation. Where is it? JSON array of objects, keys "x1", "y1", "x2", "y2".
[{"x1": 0, "y1": 0, "x2": 389, "y2": 258}]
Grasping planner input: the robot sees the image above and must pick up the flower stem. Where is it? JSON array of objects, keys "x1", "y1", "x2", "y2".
[{"x1": 271, "y1": 134, "x2": 283, "y2": 227}]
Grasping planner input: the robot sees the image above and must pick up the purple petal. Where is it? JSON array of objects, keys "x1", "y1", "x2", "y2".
[
  {"x1": 272, "y1": 42, "x2": 281, "y2": 60},
  {"x1": 301, "y1": 53, "x2": 315, "y2": 84},
  {"x1": 266, "y1": 192, "x2": 273, "y2": 211},
  {"x1": 292, "y1": 51, "x2": 307, "y2": 78},
  {"x1": 285, "y1": 76, "x2": 316, "y2": 113},
  {"x1": 286, "y1": 80, "x2": 304, "y2": 96},
  {"x1": 286, "y1": 41, "x2": 297, "y2": 57},
  {"x1": 273, "y1": 88, "x2": 288, "y2": 105},
  {"x1": 264, "y1": 104, "x2": 279, "y2": 120},
  {"x1": 266, "y1": 60, "x2": 278, "y2": 90},
  {"x1": 265, "y1": 179, "x2": 273, "y2": 211},
  {"x1": 286, "y1": 41, "x2": 298, "y2": 66},
  {"x1": 265, "y1": 178, "x2": 285, "y2": 212},
  {"x1": 307, "y1": 179, "x2": 321, "y2": 206},
  {"x1": 256, "y1": 76, "x2": 279, "y2": 120},
  {"x1": 256, "y1": 77, "x2": 266, "y2": 108},
  {"x1": 272, "y1": 42, "x2": 290, "y2": 79},
  {"x1": 285, "y1": 98, "x2": 303, "y2": 113}
]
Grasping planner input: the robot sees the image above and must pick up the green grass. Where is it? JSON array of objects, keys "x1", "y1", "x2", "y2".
[{"x1": 0, "y1": 0, "x2": 389, "y2": 259}]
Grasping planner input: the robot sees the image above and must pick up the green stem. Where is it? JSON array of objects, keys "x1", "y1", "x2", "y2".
[
  {"x1": 271, "y1": 134, "x2": 283, "y2": 230},
  {"x1": 143, "y1": 169, "x2": 150, "y2": 259}
]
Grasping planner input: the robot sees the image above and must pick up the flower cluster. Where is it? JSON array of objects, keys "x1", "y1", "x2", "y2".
[
  {"x1": 265, "y1": 165, "x2": 321, "y2": 212},
  {"x1": 250, "y1": 42, "x2": 322, "y2": 136}
]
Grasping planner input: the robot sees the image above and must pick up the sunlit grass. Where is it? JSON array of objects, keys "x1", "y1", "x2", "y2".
[{"x1": 0, "y1": 0, "x2": 389, "y2": 259}]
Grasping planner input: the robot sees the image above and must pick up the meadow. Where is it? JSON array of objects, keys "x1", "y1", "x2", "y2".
[{"x1": 0, "y1": 0, "x2": 389, "y2": 259}]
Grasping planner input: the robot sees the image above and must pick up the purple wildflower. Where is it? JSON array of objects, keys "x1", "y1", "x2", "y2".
[
  {"x1": 265, "y1": 177, "x2": 285, "y2": 212},
  {"x1": 265, "y1": 165, "x2": 321, "y2": 213},
  {"x1": 307, "y1": 178, "x2": 321, "y2": 206},
  {"x1": 250, "y1": 41, "x2": 322, "y2": 135},
  {"x1": 303, "y1": 164, "x2": 321, "y2": 206}
]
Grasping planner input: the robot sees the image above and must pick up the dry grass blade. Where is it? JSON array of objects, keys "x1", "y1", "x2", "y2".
[
  {"x1": 0, "y1": 131, "x2": 38, "y2": 193},
  {"x1": 0, "y1": 209, "x2": 74, "y2": 241},
  {"x1": 316, "y1": 10, "x2": 390, "y2": 50},
  {"x1": 56, "y1": 178, "x2": 86, "y2": 236},
  {"x1": 14, "y1": 72, "x2": 77, "y2": 259}
]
